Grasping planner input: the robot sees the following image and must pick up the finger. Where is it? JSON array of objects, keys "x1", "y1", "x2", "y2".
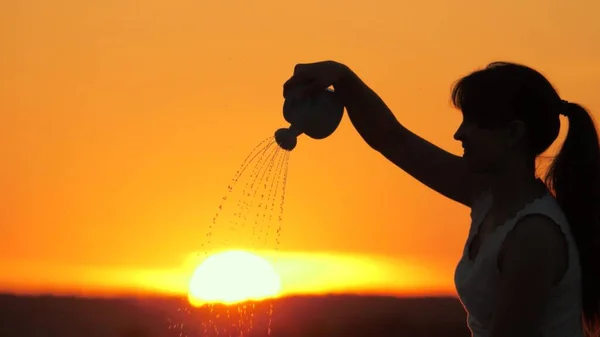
[
  {"x1": 284, "y1": 79, "x2": 328, "y2": 101},
  {"x1": 283, "y1": 74, "x2": 311, "y2": 98},
  {"x1": 293, "y1": 63, "x2": 311, "y2": 75},
  {"x1": 283, "y1": 63, "x2": 320, "y2": 98},
  {"x1": 300, "y1": 80, "x2": 330, "y2": 98}
]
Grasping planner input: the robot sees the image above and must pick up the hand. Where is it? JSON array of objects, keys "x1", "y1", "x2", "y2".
[{"x1": 283, "y1": 61, "x2": 351, "y2": 99}]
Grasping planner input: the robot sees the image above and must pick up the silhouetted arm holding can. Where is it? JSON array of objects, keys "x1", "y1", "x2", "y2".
[{"x1": 284, "y1": 61, "x2": 485, "y2": 207}]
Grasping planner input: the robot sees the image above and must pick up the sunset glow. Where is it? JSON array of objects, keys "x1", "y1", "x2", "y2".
[
  {"x1": 187, "y1": 251, "x2": 281, "y2": 306},
  {"x1": 2, "y1": 0, "x2": 600, "y2": 299}
]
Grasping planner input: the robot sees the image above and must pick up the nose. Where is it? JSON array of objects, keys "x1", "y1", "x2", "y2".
[{"x1": 453, "y1": 122, "x2": 466, "y2": 142}]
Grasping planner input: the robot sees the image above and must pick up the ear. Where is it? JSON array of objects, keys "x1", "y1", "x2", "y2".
[{"x1": 506, "y1": 120, "x2": 526, "y2": 148}]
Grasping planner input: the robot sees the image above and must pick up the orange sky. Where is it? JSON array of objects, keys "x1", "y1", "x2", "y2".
[{"x1": 1, "y1": 0, "x2": 600, "y2": 298}]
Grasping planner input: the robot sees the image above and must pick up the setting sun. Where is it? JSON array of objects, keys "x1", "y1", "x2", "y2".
[{"x1": 187, "y1": 250, "x2": 282, "y2": 306}]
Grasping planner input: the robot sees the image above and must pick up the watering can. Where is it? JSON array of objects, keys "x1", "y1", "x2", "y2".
[{"x1": 274, "y1": 88, "x2": 345, "y2": 151}]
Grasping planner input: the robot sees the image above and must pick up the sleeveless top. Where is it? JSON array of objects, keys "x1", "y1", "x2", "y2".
[{"x1": 454, "y1": 192, "x2": 584, "y2": 337}]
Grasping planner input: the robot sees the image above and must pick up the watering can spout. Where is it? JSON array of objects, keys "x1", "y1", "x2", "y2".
[
  {"x1": 274, "y1": 127, "x2": 300, "y2": 151},
  {"x1": 288, "y1": 124, "x2": 303, "y2": 137}
]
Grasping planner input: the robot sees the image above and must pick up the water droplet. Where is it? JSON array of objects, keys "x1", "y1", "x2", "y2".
[{"x1": 185, "y1": 137, "x2": 289, "y2": 337}]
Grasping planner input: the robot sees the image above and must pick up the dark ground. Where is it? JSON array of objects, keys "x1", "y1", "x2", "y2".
[{"x1": 0, "y1": 293, "x2": 470, "y2": 337}]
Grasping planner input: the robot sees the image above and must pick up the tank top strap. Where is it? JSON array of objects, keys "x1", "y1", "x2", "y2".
[{"x1": 494, "y1": 193, "x2": 572, "y2": 239}]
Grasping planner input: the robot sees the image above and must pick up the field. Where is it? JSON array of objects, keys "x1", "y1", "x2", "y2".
[{"x1": 0, "y1": 293, "x2": 470, "y2": 337}]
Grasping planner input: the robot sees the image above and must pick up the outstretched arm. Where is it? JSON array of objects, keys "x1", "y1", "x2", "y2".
[{"x1": 334, "y1": 67, "x2": 482, "y2": 207}]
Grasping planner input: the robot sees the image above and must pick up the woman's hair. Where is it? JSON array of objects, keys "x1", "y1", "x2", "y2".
[{"x1": 451, "y1": 61, "x2": 600, "y2": 336}]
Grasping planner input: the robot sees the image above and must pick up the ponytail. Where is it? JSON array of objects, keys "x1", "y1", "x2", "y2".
[{"x1": 545, "y1": 102, "x2": 600, "y2": 336}]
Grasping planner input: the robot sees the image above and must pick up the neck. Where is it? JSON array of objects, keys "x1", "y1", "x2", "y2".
[{"x1": 487, "y1": 161, "x2": 545, "y2": 217}]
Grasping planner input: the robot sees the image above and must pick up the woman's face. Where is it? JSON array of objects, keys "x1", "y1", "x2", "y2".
[{"x1": 453, "y1": 117, "x2": 515, "y2": 174}]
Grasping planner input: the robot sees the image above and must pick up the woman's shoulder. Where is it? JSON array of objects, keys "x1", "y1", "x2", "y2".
[
  {"x1": 517, "y1": 193, "x2": 570, "y2": 230},
  {"x1": 500, "y1": 213, "x2": 568, "y2": 282}
]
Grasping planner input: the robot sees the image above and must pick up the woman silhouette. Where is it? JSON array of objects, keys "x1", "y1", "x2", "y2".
[{"x1": 283, "y1": 61, "x2": 600, "y2": 337}]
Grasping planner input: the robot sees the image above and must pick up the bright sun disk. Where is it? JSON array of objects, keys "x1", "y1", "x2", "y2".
[{"x1": 188, "y1": 250, "x2": 282, "y2": 306}]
